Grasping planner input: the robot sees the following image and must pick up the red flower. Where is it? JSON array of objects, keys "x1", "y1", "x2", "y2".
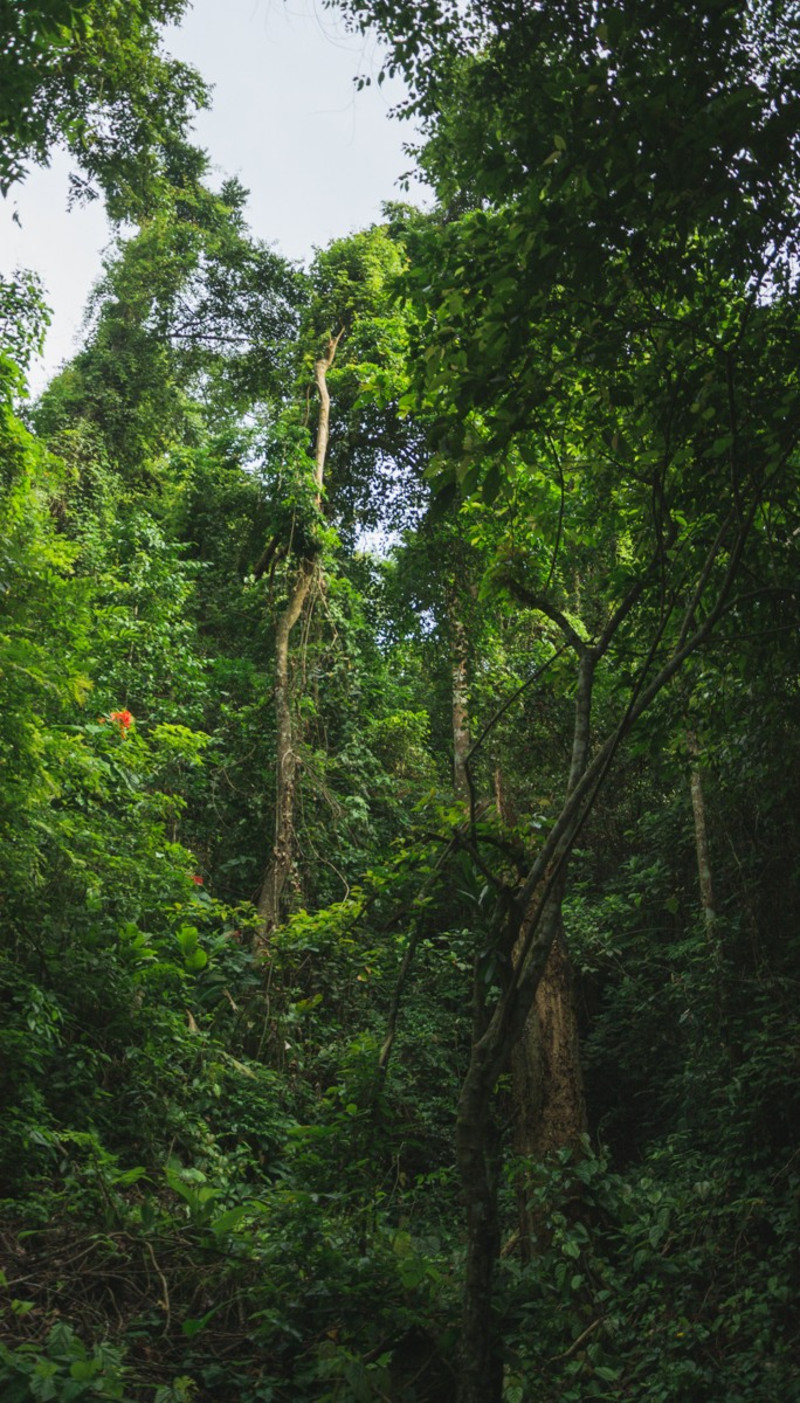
[
  {"x1": 110, "y1": 709, "x2": 133, "y2": 732},
  {"x1": 191, "y1": 874, "x2": 204, "y2": 885}
]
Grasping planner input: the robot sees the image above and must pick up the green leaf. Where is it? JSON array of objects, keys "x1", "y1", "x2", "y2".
[{"x1": 209, "y1": 1205, "x2": 249, "y2": 1236}]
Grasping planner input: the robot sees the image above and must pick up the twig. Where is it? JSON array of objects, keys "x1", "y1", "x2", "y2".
[
  {"x1": 548, "y1": 1316, "x2": 602, "y2": 1362},
  {"x1": 146, "y1": 1240, "x2": 171, "y2": 1338}
]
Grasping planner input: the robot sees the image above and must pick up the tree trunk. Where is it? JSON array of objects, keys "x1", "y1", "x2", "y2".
[
  {"x1": 456, "y1": 1106, "x2": 504, "y2": 1403},
  {"x1": 455, "y1": 990, "x2": 505, "y2": 1403},
  {"x1": 452, "y1": 613, "x2": 471, "y2": 803},
  {"x1": 455, "y1": 652, "x2": 595, "y2": 1403},
  {"x1": 511, "y1": 658, "x2": 589, "y2": 1250},
  {"x1": 687, "y1": 730, "x2": 717, "y2": 941},
  {"x1": 511, "y1": 911, "x2": 587, "y2": 1256},
  {"x1": 496, "y1": 747, "x2": 587, "y2": 1250},
  {"x1": 256, "y1": 333, "x2": 342, "y2": 941},
  {"x1": 452, "y1": 491, "x2": 762, "y2": 1402},
  {"x1": 512, "y1": 921, "x2": 586, "y2": 1161},
  {"x1": 256, "y1": 559, "x2": 316, "y2": 935},
  {"x1": 456, "y1": 894, "x2": 571, "y2": 1403},
  {"x1": 492, "y1": 766, "x2": 515, "y2": 827}
]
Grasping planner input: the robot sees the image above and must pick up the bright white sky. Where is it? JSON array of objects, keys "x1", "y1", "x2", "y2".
[{"x1": 0, "y1": 0, "x2": 425, "y2": 392}]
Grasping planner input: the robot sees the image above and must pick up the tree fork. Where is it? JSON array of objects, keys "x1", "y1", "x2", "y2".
[{"x1": 452, "y1": 512, "x2": 762, "y2": 1400}]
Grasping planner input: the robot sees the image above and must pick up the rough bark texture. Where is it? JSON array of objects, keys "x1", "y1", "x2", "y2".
[
  {"x1": 512, "y1": 922, "x2": 587, "y2": 1160},
  {"x1": 511, "y1": 914, "x2": 587, "y2": 1255}
]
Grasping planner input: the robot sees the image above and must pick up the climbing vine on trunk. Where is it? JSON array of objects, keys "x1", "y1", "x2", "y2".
[{"x1": 257, "y1": 332, "x2": 343, "y2": 938}]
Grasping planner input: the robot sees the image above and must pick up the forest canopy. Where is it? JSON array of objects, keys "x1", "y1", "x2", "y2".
[{"x1": 1, "y1": 3, "x2": 799, "y2": 1402}]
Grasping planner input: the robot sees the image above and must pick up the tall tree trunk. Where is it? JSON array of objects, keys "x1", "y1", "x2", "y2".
[
  {"x1": 492, "y1": 765, "x2": 514, "y2": 827},
  {"x1": 455, "y1": 651, "x2": 595, "y2": 1403},
  {"x1": 256, "y1": 559, "x2": 316, "y2": 935},
  {"x1": 456, "y1": 894, "x2": 568, "y2": 1403},
  {"x1": 495, "y1": 751, "x2": 587, "y2": 1249},
  {"x1": 256, "y1": 333, "x2": 342, "y2": 940},
  {"x1": 687, "y1": 730, "x2": 717, "y2": 941},
  {"x1": 455, "y1": 979, "x2": 505, "y2": 1403},
  {"x1": 453, "y1": 499, "x2": 761, "y2": 1402},
  {"x1": 510, "y1": 656, "x2": 589, "y2": 1248},
  {"x1": 511, "y1": 912, "x2": 587, "y2": 1255},
  {"x1": 512, "y1": 922, "x2": 586, "y2": 1162},
  {"x1": 452, "y1": 612, "x2": 471, "y2": 803}
]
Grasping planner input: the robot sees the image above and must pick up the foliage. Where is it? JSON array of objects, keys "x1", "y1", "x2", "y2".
[
  {"x1": 0, "y1": 1321, "x2": 130, "y2": 1403},
  {"x1": 496, "y1": 1140, "x2": 799, "y2": 1403},
  {"x1": 0, "y1": 0, "x2": 208, "y2": 216},
  {"x1": 1, "y1": 3, "x2": 800, "y2": 1399},
  {"x1": 35, "y1": 176, "x2": 303, "y2": 479}
]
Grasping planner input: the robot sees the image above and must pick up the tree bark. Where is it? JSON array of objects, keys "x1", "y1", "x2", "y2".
[
  {"x1": 496, "y1": 754, "x2": 586, "y2": 1249},
  {"x1": 454, "y1": 991, "x2": 505, "y2": 1403},
  {"x1": 687, "y1": 730, "x2": 717, "y2": 941},
  {"x1": 452, "y1": 613, "x2": 471, "y2": 803},
  {"x1": 511, "y1": 657, "x2": 590, "y2": 1202},
  {"x1": 511, "y1": 914, "x2": 587, "y2": 1255},
  {"x1": 512, "y1": 920, "x2": 586, "y2": 1156},
  {"x1": 256, "y1": 334, "x2": 342, "y2": 941},
  {"x1": 256, "y1": 559, "x2": 316, "y2": 935},
  {"x1": 455, "y1": 651, "x2": 595, "y2": 1403}
]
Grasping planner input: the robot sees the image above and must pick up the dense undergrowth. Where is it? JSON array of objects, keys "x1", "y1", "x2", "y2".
[{"x1": 2, "y1": 794, "x2": 799, "y2": 1401}]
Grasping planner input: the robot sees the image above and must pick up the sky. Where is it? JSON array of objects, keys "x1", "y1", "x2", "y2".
[{"x1": 0, "y1": 0, "x2": 425, "y2": 392}]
